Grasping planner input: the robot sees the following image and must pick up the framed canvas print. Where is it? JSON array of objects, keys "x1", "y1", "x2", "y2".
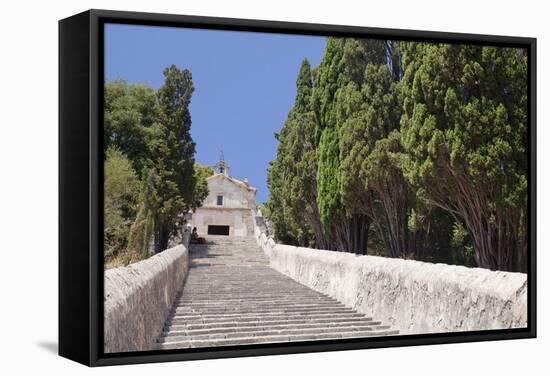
[{"x1": 59, "y1": 9, "x2": 536, "y2": 366}]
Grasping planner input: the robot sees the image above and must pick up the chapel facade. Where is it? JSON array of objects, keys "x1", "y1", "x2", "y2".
[{"x1": 191, "y1": 159, "x2": 257, "y2": 237}]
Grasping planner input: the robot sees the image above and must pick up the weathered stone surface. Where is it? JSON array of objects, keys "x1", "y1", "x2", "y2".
[
  {"x1": 156, "y1": 236, "x2": 397, "y2": 350},
  {"x1": 253, "y1": 216, "x2": 527, "y2": 334},
  {"x1": 104, "y1": 244, "x2": 189, "y2": 353}
]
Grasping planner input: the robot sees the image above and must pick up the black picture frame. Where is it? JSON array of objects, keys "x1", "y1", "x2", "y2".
[{"x1": 59, "y1": 8, "x2": 537, "y2": 367}]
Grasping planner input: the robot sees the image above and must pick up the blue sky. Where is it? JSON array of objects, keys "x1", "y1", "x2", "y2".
[{"x1": 105, "y1": 24, "x2": 326, "y2": 203}]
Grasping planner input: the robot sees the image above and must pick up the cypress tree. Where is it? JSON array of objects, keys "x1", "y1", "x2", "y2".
[
  {"x1": 148, "y1": 65, "x2": 197, "y2": 252},
  {"x1": 266, "y1": 38, "x2": 527, "y2": 272},
  {"x1": 267, "y1": 59, "x2": 323, "y2": 247},
  {"x1": 400, "y1": 44, "x2": 528, "y2": 271},
  {"x1": 313, "y1": 38, "x2": 349, "y2": 251}
]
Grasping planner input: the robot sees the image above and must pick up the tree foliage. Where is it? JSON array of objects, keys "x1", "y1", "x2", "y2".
[
  {"x1": 399, "y1": 43, "x2": 528, "y2": 271},
  {"x1": 193, "y1": 164, "x2": 213, "y2": 208},
  {"x1": 266, "y1": 59, "x2": 320, "y2": 247},
  {"x1": 146, "y1": 65, "x2": 197, "y2": 252},
  {"x1": 104, "y1": 80, "x2": 158, "y2": 172},
  {"x1": 104, "y1": 147, "x2": 139, "y2": 259},
  {"x1": 104, "y1": 66, "x2": 210, "y2": 266},
  {"x1": 266, "y1": 38, "x2": 528, "y2": 272}
]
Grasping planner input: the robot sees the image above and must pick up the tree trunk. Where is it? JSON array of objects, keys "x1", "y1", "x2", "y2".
[
  {"x1": 305, "y1": 202, "x2": 330, "y2": 250},
  {"x1": 469, "y1": 217, "x2": 524, "y2": 272},
  {"x1": 368, "y1": 174, "x2": 408, "y2": 258},
  {"x1": 155, "y1": 226, "x2": 171, "y2": 253},
  {"x1": 428, "y1": 166, "x2": 527, "y2": 272}
]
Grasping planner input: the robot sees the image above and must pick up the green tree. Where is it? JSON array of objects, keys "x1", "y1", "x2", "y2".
[
  {"x1": 266, "y1": 38, "x2": 527, "y2": 271},
  {"x1": 146, "y1": 65, "x2": 197, "y2": 252},
  {"x1": 192, "y1": 163, "x2": 213, "y2": 208},
  {"x1": 104, "y1": 147, "x2": 139, "y2": 259},
  {"x1": 104, "y1": 79, "x2": 158, "y2": 172},
  {"x1": 362, "y1": 131, "x2": 408, "y2": 258},
  {"x1": 127, "y1": 167, "x2": 158, "y2": 257},
  {"x1": 400, "y1": 43, "x2": 528, "y2": 271},
  {"x1": 266, "y1": 60, "x2": 327, "y2": 247},
  {"x1": 312, "y1": 38, "x2": 345, "y2": 245},
  {"x1": 266, "y1": 157, "x2": 307, "y2": 245},
  {"x1": 314, "y1": 38, "x2": 391, "y2": 254},
  {"x1": 104, "y1": 66, "x2": 204, "y2": 264},
  {"x1": 266, "y1": 119, "x2": 314, "y2": 245},
  {"x1": 336, "y1": 54, "x2": 406, "y2": 257}
]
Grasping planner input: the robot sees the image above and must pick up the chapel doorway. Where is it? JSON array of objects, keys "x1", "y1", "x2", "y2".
[{"x1": 208, "y1": 225, "x2": 230, "y2": 236}]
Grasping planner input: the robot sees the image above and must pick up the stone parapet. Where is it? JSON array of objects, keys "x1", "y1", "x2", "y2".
[
  {"x1": 253, "y1": 216, "x2": 527, "y2": 334},
  {"x1": 104, "y1": 242, "x2": 190, "y2": 353}
]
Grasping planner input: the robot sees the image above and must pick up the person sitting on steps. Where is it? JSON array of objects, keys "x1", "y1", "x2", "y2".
[{"x1": 191, "y1": 227, "x2": 206, "y2": 244}]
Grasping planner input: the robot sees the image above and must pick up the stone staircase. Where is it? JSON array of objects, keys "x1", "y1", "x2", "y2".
[{"x1": 155, "y1": 235, "x2": 398, "y2": 349}]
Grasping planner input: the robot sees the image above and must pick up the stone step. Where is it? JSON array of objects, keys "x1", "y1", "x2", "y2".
[
  {"x1": 182, "y1": 283, "x2": 310, "y2": 286},
  {"x1": 176, "y1": 294, "x2": 329, "y2": 301},
  {"x1": 181, "y1": 284, "x2": 313, "y2": 288},
  {"x1": 174, "y1": 302, "x2": 344, "y2": 310},
  {"x1": 192, "y1": 248, "x2": 264, "y2": 252},
  {"x1": 155, "y1": 235, "x2": 398, "y2": 348},
  {"x1": 177, "y1": 295, "x2": 328, "y2": 301},
  {"x1": 181, "y1": 287, "x2": 314, "y2": 290},
  {"x1": 191, "y1": 253, "x2": 264, "y2": 256},
  {"x1": 165, "y1": 316, "x2": 375, "y2": 329},
  {"x1": 170, "y1": 309, "x2": 356, "y2": 318},
  {"x1": 186, "y1": 276, "x2": 302, "y2": 279},
  {"x1": 189, "y1": 260, "x2": 268, "y2": 262},
  {"x1": 190, "y1": 251, "x2": 266, "y2": 254},
  {"x1": 184, "y1": 275, "x2": 297, "y2": 279},
  {"x1": 190, "y1": 253, "x2": 265, "y2": 256},
  {"x1": 171, "y1": 306, "x2": 353, "y2": 316},
  {"x1": 164, "y1": 320, "x2": 383, "y2": 334},
  {"x1": 156, "y1": 329, "x2": 399, "y2": 349},
  {"x1": 190, "y1": 261, "x2": 269, "y2": 264},
  {"x1": 184, "y1": 282, "x2": 304, "y2": 285},
  {"x1": 186, "y1": 273, "x2": 291, "y2": 276},
  {"x1": 177, "y1": 297, "x2": 328, "y2": 302},
  {"x1": 169, "y1": 307, "x2": 361, "y2": 318},
  {"x1": 182, "y1": 290, "x2": 312, "y2": 293},
  {"x1": 180, "y1": 285, "x2": 323, "y2": 291},
  {"x1": 174, "y1": 301, "x2": 344, "y2": 308},
  {"x1": 191, "y1": 243, "x2": 259, "y2": 245},
  {"x1": 175, "y1": 298, "x2": 338, "y2": 306},
  {"x1": 191, "y1": 247, "x2": 263, "y2": 250},
  {"x1": 190, "y1": 254, "x2": 265, "y2": 256},
  {"x1": 166, "y1": 312, "x2": 368, "y2": 325},
  {"x1": 158, "y1": 325, "x2": 393, "y2": 343},
  {"x1": 184, "y1": 280, "x2": 292, "y2": 284},
  {"x1": 190, "y1": 252, "x2": 263, "y2": 254}
]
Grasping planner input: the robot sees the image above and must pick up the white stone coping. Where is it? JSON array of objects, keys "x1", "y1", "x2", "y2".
[{"x1": 104, "y1": 243, "x2": 190, "y2": 353}]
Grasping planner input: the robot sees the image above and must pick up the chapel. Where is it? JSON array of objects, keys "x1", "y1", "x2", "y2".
[{"x1": 192, "y1": 158, "x2": 257, "y2": 237}]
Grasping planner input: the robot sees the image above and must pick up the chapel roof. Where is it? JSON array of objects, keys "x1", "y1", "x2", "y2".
[{"x1": 207, "y1": 173, "x2": 257, "y2": 192}]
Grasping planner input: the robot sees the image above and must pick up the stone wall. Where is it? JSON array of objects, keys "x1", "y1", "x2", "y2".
[
  {"x1": 104, "y1": 242, "x2": 189, "y2": 353},
  {"x1": 253, "y1": 217, "x2": 527, "y2": 335},
  {"x1": 192, "y1": 207, "x2": 254, "y2": 237},
  {"x1": 193, "y1": 174, "x2": 257, "y2": 237},
  {"x1": 202, "y1": 174, "x2": 256, "y2": 209}
]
